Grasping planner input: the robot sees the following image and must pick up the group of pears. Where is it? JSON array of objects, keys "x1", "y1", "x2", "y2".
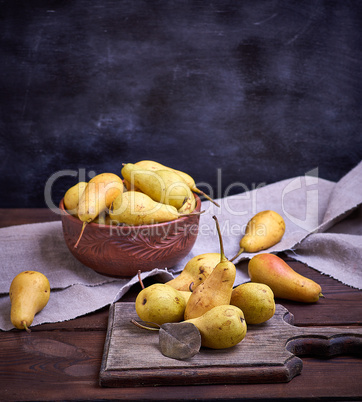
[
  {"x1": 63, "y1": 160, "x2": 219, "y2": 248},
  {"x1": 9, "y1": 161, "x2": 322, "y2": 335},
  {"x1": 134, "y1": 211, "x2": 323, "y2": 353},
  {"x1": 135, "y1": 216, "x2": 248, "y2": 351}
]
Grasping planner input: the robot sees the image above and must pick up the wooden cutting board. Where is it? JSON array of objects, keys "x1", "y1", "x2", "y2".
[{"x1": 99, "y1": 302, "x2": 362, "y2": 387}]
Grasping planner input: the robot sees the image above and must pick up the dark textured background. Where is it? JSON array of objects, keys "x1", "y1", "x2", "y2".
[{"x1": 0, "y1": 0, "x2": 361, "y2": 208}]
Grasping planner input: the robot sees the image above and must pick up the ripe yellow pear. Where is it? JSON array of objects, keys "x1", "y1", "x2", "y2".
[
  {"x1": 179, "y1": 290, "x2": 192, "y2": 304},
  {"x1": 135, "y1": 160, "x2": 220, "y2": 207},
  {"x1": 92, "y1": 211, "x2": 113, "y2": 226},
  {"x1": 185, "y1": 305, "x2": 247, "y2": 349},
  {"x1": 78, "y1": 173, "x2": 124, "y2": 222},
  {"x1": 9, "y1": 271, "x2": 50, "y2": 332},
  {"x1": 75, "y1": 172, "x2": 124, "y2": 247},
  {"x1": 109, "y1": 191, "x2": 197, "y2": 225},
  {"x1": 230, "y1": 282, "x2": 275, "y2": 324},
  {"x1": 123, "y1": 178, "x2": 139, "y2": 191},
  {"x1": 121, "y1": 163, "x2": 192, "y2": 210},
  {"x1": 230, "y1": 210, "x2": 285, "y2": 261},
  {"x1": 184, "y1": 216, "x2": 236, "y2": 320},
  {"x1": 166, "y1": 253, "x2": 221, "y2": 291},
  {"x1": 177, "y1": 192, "x2": 196, "y2": 214},
  {"x1": 248, "y1": 253, "x2": 323, "y2": 303},
  {"x1": 135, "y1": 283, "x2": 186, "y2": 325},
  {"x1": 63, "y1": 181, "x2": 88, "y2": 215}
]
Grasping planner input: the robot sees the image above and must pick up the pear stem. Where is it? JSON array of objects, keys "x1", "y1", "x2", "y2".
[
  {"x1": 130, "y1": 319, "x2": 160, "y2": 331},
  {"x1": 22, "y1": 321, "x2": 31, "y2": 333},
  {"x1": 180, "y1": 197, "x2": 188, "y2": 207},
  {"x1": 74, "y1": 221, "x2": 88, "y2": 248},
  {"x1": 193, "y1": 188, "x2": 220, "y2": 207},
  {"x1": 178, "y1": 210, "x2": 205, "y2": 218},
  {"x1": 137, "y1": 270, "x2": 145, "y2": 289},
  {"x1": 229, "y1": 247, "x2": 245, "y2": 262},
  {"x1": 212, "y1": 215, "x2": 227, "y2": 262}
]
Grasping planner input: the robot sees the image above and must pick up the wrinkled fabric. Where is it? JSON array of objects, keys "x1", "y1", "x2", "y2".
[{"x1": 0, "y1": 162, "x2": 361, "y2": 330}]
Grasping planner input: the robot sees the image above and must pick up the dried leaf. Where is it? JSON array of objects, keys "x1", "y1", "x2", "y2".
[{"x1": 159, "y1": 322, "x2": 201, "y2": 360}]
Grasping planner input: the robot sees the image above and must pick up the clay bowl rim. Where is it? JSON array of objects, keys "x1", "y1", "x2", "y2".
[{"x1": 59, "y1": 192, "x2": 202, "y2": 231}]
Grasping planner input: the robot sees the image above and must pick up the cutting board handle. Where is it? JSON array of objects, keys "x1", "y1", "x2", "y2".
[{"x1": 286, "y1": 326, "x2": 362, "y2": 357}]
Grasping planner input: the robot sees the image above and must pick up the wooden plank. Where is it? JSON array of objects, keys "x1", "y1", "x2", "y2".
[
  {"x1": 0, "y1": 208, "x2": 61, "y2": 228},
  {"x1": 99, "y1": 303, "x2": 362, "y2": 387},
  {"x1": 1, "y1": 327, "x2": 361, "y2": 401}
]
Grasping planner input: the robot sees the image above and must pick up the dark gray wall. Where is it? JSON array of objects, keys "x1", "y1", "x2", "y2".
[{"x1": 1, "y1": 0, "x2": 361, "y2": 208}]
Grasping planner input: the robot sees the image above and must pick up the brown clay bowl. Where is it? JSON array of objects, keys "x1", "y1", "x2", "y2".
[{"x1": 59, "y1": 194, "x2": 201, "y2": 278}]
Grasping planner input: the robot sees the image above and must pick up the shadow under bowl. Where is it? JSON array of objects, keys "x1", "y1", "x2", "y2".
[{"x1": 59, "y1": 194, "x2": 201, "y2": 278}]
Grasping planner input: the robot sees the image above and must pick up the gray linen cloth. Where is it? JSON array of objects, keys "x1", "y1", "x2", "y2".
[{"x1": 0, "y1": 161, "x2": 361, "y2": 330}]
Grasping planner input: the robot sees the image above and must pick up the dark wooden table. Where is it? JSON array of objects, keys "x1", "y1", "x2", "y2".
[{"x1": 0, "y1": 209, "x2": 361, "y2": 401}]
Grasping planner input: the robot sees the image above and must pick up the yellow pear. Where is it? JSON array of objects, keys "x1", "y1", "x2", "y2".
[
  {"x1": 75, "y1": 173, "x2": 124, "y2": 247},
  {"x1": 63, "y1": 181, "x2": 88, "y2": 215},
  {"x1": 135, "y1": 283, "x2": 186, "y2": 325},
  {"x1": 121, "y1": 163, "x2": 192, "y2": 210},
  {"x1": 110, "y1": 191, "x2": 197, "y2": 225},
  {"x1": 185, "y1": 305, "x2": 247, "y2": 349},
  {"x1": 92, "y1": 210, "x2": 113, "y2": 226},
  {"x1": 135, "y1": 160, "x2": 220, "y2": 207},
  {"x1": 78, "y1": 173, "x2": 124, "y2": 222},
  {"x1": 177, "y1": 192, "x2": 196, "y2": 214},
  {"x1": 166, "y1": 253, "x2": 221, "y2": 291},
  {"x1": 9, "y1": 271, "x2": 50, "y2": 332},
  {"x1": 230, "y1": 282, "x2": 275, "y2": 324},
  {"x1": 248, "y1": 253, "x2": 323, "y2": 303},
  {"x1": 123, "y1": 178, "x2": 138, "y2": 191},
  {"x1": 230, "y1": 210, "x2": 285, "y2": 261},
  {"x1": 179, "y1": 290, "x2": 192, "y2": 304},
  {"x1": 184, "y1": 216, "x2": 236, "y2": 320}
]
